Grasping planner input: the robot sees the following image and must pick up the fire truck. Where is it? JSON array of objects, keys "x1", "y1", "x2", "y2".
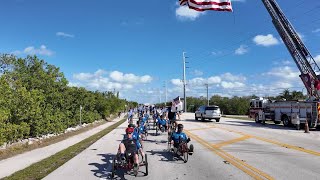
[
  {"x1": 248, "y1": 0, "x2": 320, "y2": 129},
  {"x1": 249, "y1": 98, "x2": 320, "y2": 129}
]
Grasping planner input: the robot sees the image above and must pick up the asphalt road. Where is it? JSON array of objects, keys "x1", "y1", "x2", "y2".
[{"x1": 44, "y1": 113, "x2": 320, "y2": 180}]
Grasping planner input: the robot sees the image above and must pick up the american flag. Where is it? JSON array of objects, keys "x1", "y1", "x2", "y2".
[{"x1": 180, "y1": 0, "x2": 233, "y2": 12}]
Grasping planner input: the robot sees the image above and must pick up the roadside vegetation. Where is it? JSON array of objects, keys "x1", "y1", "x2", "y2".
[{"x1": 0, "y1": 54, "x2": 137, "y2": 147}]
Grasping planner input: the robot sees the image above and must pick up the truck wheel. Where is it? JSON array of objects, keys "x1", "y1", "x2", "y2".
[
  {"x1": 255, "y1": 115, "x2": 261, "y2": 123},
  {"x1": 282, "y1": 116, "x2": 290, "y2": 127}
]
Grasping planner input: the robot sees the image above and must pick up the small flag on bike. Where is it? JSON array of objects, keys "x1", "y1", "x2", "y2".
[{"x1": 180, "y1": 0, "x2": 233, "y2": 12}]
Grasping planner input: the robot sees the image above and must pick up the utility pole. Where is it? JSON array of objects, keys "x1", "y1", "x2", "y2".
[
  {"x1": 80, "y1": 105, "x2": 82, "y2": 125},
  {"x1": 164, "y1": 81, "x2": 167, "y2": 106},
  {"x1": 183, "y1": 52, "x2": 187, "y2": 112},
  {"x1": 159, "y1": 88, "x2": 162, "y2": 104},
  {"x1": 205, "y1": 83, "x2": 209, "y2": 106}
]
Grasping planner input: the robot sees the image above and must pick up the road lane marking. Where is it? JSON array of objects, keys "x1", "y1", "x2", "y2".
[
  {"x1": 185, "y1": 130, "x2": 274, "y2": 180},
  {"x1": 215, "y1": 126, "x2": 320, "y2": 157},
  {"x1": 253, "y1": 136, "x2": 320, "y2": 156},
  {"x1": 187, "y1": 126, "x2": 216, "y2": 131},
  {"x1": 213, "y1": 135, "x2": 252, "y2": 148}
]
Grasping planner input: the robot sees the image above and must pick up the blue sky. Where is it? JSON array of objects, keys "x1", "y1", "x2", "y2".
[{"x1": 1, "y1": 0, "x2": 320, "y2": 104}]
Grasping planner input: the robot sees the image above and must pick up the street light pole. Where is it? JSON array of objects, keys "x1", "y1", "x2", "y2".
[
  {"x1": 80, "y1": 105, "x2": 82, "y2": 125},
  {"x1": 164, "y1": 81, "x2": 167, "y2": 106},
  {"x1": 205, "y1": 83, "x2": 209, "y2": 106},
  {"x1": 183, "y1": 52, "x2": 187, "y2": 112}
]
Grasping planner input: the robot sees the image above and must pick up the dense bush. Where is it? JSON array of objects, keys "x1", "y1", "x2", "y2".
[{"x1": 0, "y1": 54, "x2": 137, "y2": 146}]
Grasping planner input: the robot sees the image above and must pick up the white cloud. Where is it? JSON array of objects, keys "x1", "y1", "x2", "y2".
[
  {"x1": 265, "y1": 66, "x2": 300, "y2": 80},
  {"x1": 71, "y1": 69, "x2": 152, "y2": 92},
  {"x1": 171, "y1": 79, "x2": 183, "y2": 86},
  {"x1": 221, "y1": 73, "x2": 246, "y2": 82},
  {"x1": 314, "y1": 55, "x2": 320, "y2": 63},
  {"x1": 188, "y1": 77, "x2": 206, "y2": 86},
  {"x1": 312, "y1": 28, "x2": 320, "y2": 33},
  {"x1": 23, "y1": 45, "x2": 54, "y2": 56},
  {"x1": 192, "y1": 69, "x2": 204, "y2": 76},
  {"x1": 208, "y1": 76, "x2": 221, "y2": 84},
  {"x1": 253, "y1": 34, "x2": 280, "y2": 47},
  {"x1": 176, "y1": 5, "x2": 204, "y2": 21},
  {"x1": 211, "y1": 51, "x2": 223, "y2": 56},
  {"x1": 235, "y1": 45, "x2": 249, "y2": 55},
  {"x1": 73, "y1": 69, "x2": 107, "y2": 81},
  {"x1": 109, "y1": 71, "x2": 152, "y2": 84},
  {"x1": 221, "y1": 81, "x2": 245, "y2": 89},
  {"x1": 56, "y1": 32, "x2": 75, "y2": 38}
]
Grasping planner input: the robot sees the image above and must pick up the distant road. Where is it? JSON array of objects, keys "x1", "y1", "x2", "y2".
[{"x1": 42, "y1": 113, "x2": 320, "y2": 180}]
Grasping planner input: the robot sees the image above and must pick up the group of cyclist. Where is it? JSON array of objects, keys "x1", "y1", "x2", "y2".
[{"x1": 118, "y1": 104, "x2": 193, "y2": 173}]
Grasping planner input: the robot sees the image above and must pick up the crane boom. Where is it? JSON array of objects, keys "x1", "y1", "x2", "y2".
[{"x1": 262, "y1": 0, "x2": 320, "y2": 98}]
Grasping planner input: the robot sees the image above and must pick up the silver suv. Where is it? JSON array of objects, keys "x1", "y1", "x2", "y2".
[{"x1": 195, "y1": 105, "x2": 221, "y2": 122}]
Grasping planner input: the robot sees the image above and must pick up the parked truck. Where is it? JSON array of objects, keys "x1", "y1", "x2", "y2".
[{"x1": 249, "y1": 98, "x2": 320, "y2": 129}]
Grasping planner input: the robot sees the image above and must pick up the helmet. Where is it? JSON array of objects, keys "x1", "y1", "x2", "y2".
[
  {"x1": 128, "y1": 124, "x2": 135, "y2": 128},
  {"x1": 178, "y1": 124, "x2": 184, "y2": 129},
  {"x1": 126, "y1": 127, "x2": 134, "y2": 134}
]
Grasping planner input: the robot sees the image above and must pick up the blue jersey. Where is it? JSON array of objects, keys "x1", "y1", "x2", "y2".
[
  {"x1": 157, "y1": 118, "x2": 167, "y2": 126},
  {"x1": 138, "y1": 125, "x2": 145, "y2": 134},
  {"x1": 171, "y1": 132, "x2": 187, "y2": 143},
  {"x1": 141, "y1": 117, "x2": 147, "y2": 124}
]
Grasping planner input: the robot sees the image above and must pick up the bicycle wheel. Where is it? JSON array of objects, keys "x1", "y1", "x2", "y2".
[
  {"x1": 156, "y1": 126, "x2": 158, "y2": 136},
  {"x1": 111, "y1": 157, "x2": 116, "y2": 178},
  {"x1": 145, "y1": 154, "x2": 148, "y2": 176}
]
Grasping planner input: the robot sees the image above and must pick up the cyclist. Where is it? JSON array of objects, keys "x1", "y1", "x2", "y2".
[
  {"x1": 170, "y1": 124, "x2": 194, "y2": 154},
  {"x1": 167, "y1": 106, "x2": 178, "y2": 132},
  {"x1": 136, "y1": 120, "x2": 146, "y2": 160},
  {"x1": 118, "y1": 127, "x2": 139, "y2": 172},
  {"x1": 157, "y1": 115, "x2": 168, "y2": 132},
  {"x1": 127, "y1": 109, "x2": 133, "y2": 123}
]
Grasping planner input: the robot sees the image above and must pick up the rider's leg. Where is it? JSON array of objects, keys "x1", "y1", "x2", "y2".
[
  {"x1": 119, "y1": 143, "x2": 126, "y2": 160},
  {"x1": 134, "y1": 153, "x2": 139, "y2": 166},
  {"x1": 139, "y1": 148, "x2": 145, "y2": 161}
]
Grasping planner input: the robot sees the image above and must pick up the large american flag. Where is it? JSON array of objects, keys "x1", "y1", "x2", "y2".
[{"x1": 179, "y1": 0, "x2": 233, "y2": 12}]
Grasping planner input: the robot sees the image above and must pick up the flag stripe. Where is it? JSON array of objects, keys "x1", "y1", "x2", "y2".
[
  {"x1": 189, "y1": 0, "x2": 231, "y2": 6},
  {"x1": 188, "y1": 5, "x2": 232, "y2": 12},
  {"x1": 187, "y1": 0, "x2": 232, "y2": 12}
]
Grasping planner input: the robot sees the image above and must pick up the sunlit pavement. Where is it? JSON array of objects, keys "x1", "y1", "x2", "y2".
[{"x1": 44, "y1": 113, "x2": 320, "y2": 180}]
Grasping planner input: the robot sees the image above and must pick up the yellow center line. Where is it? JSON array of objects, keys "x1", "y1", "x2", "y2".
[
  {"x1": 185, "y1": 130, "x2": 274, "y2": 180},
  {"x1": 187, "y1": 126, "x2": 216, "y2": 132},
  {"x1": 215, "y1": 126, "x2": 320, "y2": 157},
  {"x1": 253, "y1": 136, "x2": 320, "y2": 156},
  {"x1": 213, "y1": 135, "x2": 252, "y2": 148}
]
